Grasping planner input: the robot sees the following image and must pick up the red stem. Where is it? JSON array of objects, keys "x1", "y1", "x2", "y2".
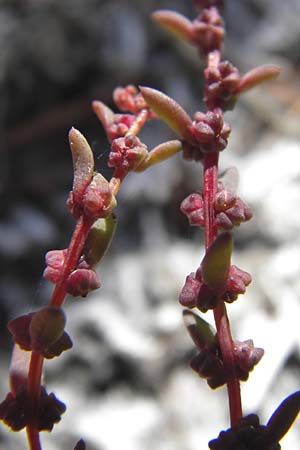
[
  {"x1": 26, "y1": 215, "x2": 94, "y2": 450},
  {"x1": 203, "y1": 151, "x2": 242, "y2": 427}
]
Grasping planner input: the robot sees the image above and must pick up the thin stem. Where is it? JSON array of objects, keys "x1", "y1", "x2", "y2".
[
  {"x1": 126, "y1": 109, "x2": 149, "y2": 136},
  {"x1": 26, "y1": 426, "x2": 42, "y2": 450},
  {"x1": 202, "y1": 151, "x2": 242, "y2": 427},
  {"x1": 26, "y1": 215, "x2": 94, "y2": 450}
]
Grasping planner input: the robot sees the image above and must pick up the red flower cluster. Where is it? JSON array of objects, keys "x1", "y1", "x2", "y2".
[
  {"x1": 0, "y1": 385, "x2": 66, "y2": 432},
  {"x1": 188, "y1": 111, "x2": 231, "y2": 154},
  {"x1": 180, "y1": 264, "x2": 251, "y2": 312},
  {"x1": 109, "y1": 134, "x2": 148, "y2": 173},
  {"x1": 181, "y1": 186, "x2": 252, "y2": 230},
  {"x1": 8, "y1": 307, "x2": 72, "y2": 359},
  {"x1": 204, "y1": 60, "x2": 240, "y2": 109},
  {"x1": 44, "y1": 249, "x2": 101, "y2": 298}
]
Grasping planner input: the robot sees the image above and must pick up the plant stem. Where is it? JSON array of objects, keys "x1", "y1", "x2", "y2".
[
  {"x1": 127, "y1": 109, "x2": 149, "y2": 136},
  {"x1": 26, "y1": 215, "x2": 94, "y2": 450},
  {"x1": 203, "y1": 152, "x2": 242, "y2": 427},
  {"x1": 26, "y1": 426, "x2": 42, "y2": 450}
]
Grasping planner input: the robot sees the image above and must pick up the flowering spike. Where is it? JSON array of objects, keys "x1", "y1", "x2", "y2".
[
  {"x1": 68, "y1": 128, "x2": 95, "y2": 206},
  {"x1": 136, "y1": 140, "x2": 182, "y2": 171},
  {"x1": 237, "y1": 65, "x2": 281, "y2": 94},
  {"x1": 183, "y1": 309, "x2": 215, "y2": 351},
  {"x1": 152, "y1": 10, "x2": 195, "y2": 43},
  {"x1": 83, "y1": 214, "x2": 117, "y2": 267},
  {"x1": 201, "y1": 232, "x2": 232, "y2": 291},
  {"x1": 139, "y1": 86, "x2": 192, "y2": 140}
]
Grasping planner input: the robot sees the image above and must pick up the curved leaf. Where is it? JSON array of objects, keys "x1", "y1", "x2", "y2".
[
  {"x1": 201, "y1": 232, "x2": 232, "y2": 291},
  {"x1": 152, "y1": 10, "x2": 194, "y2": 43},
  {"x1": 139, "y1": 86, "x2": 192, "y2": 140},
  {"x1": 69, "y1": 128, "x2": 94, "y2": 203}
]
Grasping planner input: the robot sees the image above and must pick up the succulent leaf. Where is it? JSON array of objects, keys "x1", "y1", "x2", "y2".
[
  {"x1": 139, "y1": 86, "x2": 192, "y2": 140},
  {"x1": 201, "y1": 232, "x2": 232, "y2": 291},
  {"x1": 69, "y1": 128, "x2": 95, "y2": 205},
  {"x1": 237, "y1": 65, "x2": 280, "y2": 94},
  {"x1": 183, "y1": 309, "x2": 215, "y2": 350},
  {"x1": 152, "y1": 10, "x2": 194, "y2": 43}
]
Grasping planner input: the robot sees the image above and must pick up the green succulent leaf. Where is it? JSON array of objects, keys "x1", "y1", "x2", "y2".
[
  {"x1": 139, "y1": 86, "x2": 192, "y2": 140},
  {"x1": 238, "y1": 65, "x2": 280, "y2": 94},
  {"x1": 201, "y1": 232, "x2": 232, "y2": 291},
  {"x1": 69, "y1": 128, "x2": 95, "y2": 204},
  {"x1": 136, "y1": 140, "x2": 182, "y2": 171},
  {"x1": 83, "y1": 214, "x2": 117, "y2": 267},
  {"x1": 183, "y1": 309, "x2": 215, "y2": 351}
]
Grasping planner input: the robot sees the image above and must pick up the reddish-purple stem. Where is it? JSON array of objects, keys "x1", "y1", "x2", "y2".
[
  {"x1": 203, "y1": 151, "x2": 242, "y2": 426},
  {"x1": 26, "y1": 215, "x2": 94, "y2": 450}
]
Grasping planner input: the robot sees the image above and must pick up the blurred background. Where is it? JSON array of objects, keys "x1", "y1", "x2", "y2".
[{"x1": 1, "y1": 0, "x2": 300, "y2": 449}]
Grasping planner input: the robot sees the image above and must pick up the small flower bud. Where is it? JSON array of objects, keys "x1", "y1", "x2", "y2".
[
  {"x1": 180, "y1": 192, "x2": 205, "y2": 226},
  {"x1": 192, "y1": 7, "x2": 225, "y2": 55},
  {"x1": 113, "y1": 85, "x2": 152, "y2": 115},
  {"x1": 204, "y1": 61, "x2": 240, "y2": 109},
  {"x1": 42, "y1": 332, "x2": 73, "y2": 359},
  {"x1": 82, "y1": 173, "x2": 116, "y2": 219},
  {"x1": 64, "y1": 268, "x2": 101, "y2": 297},
  {"x1": 109, "y1": 135, "x2": 148, "y2": 173},
  {"x1": 0, "y1": 385, "x2": 66, "y2": 432},
  {"x1": 29, "y1": 307, "x2": 66, "y2": 353},
  {"x1": 234, "y1": 339, "x2": 264, "y2": 380},
  {"x1": 189, "y1": 111, "x2": 231, "y2": 154},
  {"x1": 43, "y1": 249, "x2": 67, "y2": 284}
]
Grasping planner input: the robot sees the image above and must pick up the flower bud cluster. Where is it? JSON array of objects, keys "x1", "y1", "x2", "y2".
[
  {"x1": 44, "y1": 249, "x2": 101, "y2": 298},
  {"x1": 113, "y1": 85, "x2": 156, "y2": 117},
  {"x1": 204, "y1": 61, "x2": 240, "y2": 109},
  {"x1": 0, "y1": 385, "x2": 65, "y2": 432},
  {"x1": 192, "y1": 7, "x2": 225, "y2": 55},
  {"x1": 8, "y1": 307, "x2": 72, "y2": 359},
  {"x1": 106, "y1": 113, "x2": 136, "y2": 142},
  {"x1": 181, "y1": 185, "x2": 252, "y2": 230},
  {"x1": 109, "y1": 134, "x2": 148, "y2": 173},
  {"x1": 190, "y1": 338, "x2": 263, "y2": 389},
  {"x1": 180, "y1": 264, "x2": 251, "y2": 312},
  {"x1": 209, "y1": 414, "x2": 273, "y2": 450},
  {"x1": 67, "y1": 172, "x2": 116, "y2": 221},
  {"x1": 188, "y1": 111, "x2": 231, "y2": 155}
]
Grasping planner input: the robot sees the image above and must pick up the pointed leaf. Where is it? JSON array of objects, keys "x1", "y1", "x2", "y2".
[
  {"x1": 73, "y1": 439, "x2": 86, "y2": 450},
  {"x1": 69, "y1": 128, "x2": 94, "y2": 204},
  {"x1": 92, "y1": 101, "x2": 115, "y2": 131},
  {"x1": 183, "y1": 309, "x2": 215, "y2": 351},
  {"x1": 139, "y1": 86, "x2": 192, "y2": 140},
  {"x1": 237, "y1": 65, "x2": 280, "y2": 94},
  {"x1": 136, "y1": 140, "x2": 182, "y2": 171},
  {"x1": 201, "y1": 232, "x2": 232, "y2": 291},
  {"x1": 265, "y1": 391, "x2": 300, "y2": 446},
  {"x1": 152, "y1": 10, "x2": 194, "y2": 43}
]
